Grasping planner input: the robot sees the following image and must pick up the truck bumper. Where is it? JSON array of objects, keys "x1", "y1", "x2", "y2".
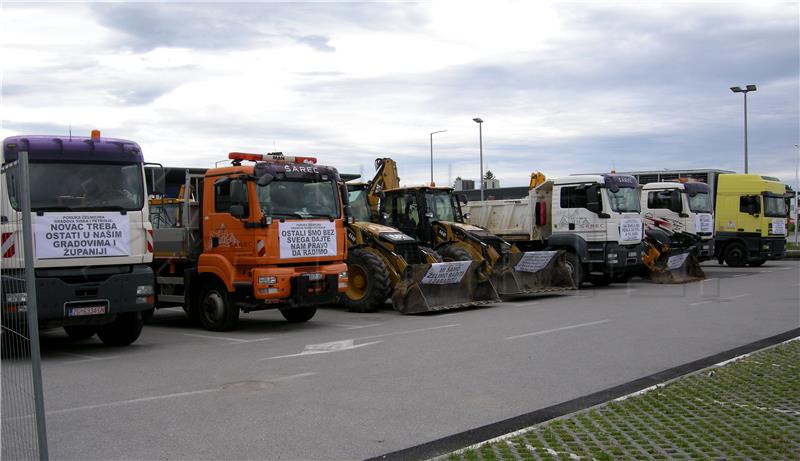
[
  {"x1": 251, "y1": 262, "x2": 348, "y2": 306},
  {"x1": 2, "y1": 265, "x2": 154, "y2": 329},
  {"x1": 694, "y1": 239, "x2": 714, "y2": 262},
  {"x1": 758, "y1": 237, "x2": 786, "y2": 260},
  {"x1": 586, "y1": 242, "x2": 643, "y2": 277}
]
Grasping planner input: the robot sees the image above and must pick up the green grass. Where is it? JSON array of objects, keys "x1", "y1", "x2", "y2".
[{"x1": 440, "y1": 340, "x2": 800, "y2": 461}]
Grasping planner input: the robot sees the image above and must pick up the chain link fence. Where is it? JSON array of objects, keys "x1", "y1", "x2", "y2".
[{"x1": 2, "y1": 152, "x2": 49, "y2": 460}]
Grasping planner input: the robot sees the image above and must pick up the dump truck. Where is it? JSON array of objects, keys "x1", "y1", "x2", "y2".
[
  {"x1": 372, "y1": 160, "x2": 574, "y2": 296},
  {"x1": 1, "y1": 132, "x2": 154, "y2": 346},
  {"x1": 341, "y1": 168, "x2": 498, "y2": 314},
  {"x1": 146, "y1": 152, "x2": 349, "y2": 331},
  {"x1": 624, "y1": 170, "x2": 789, "y2": 266},
  {"x1": 464, "y1": 174, "x2": 644, "y2": 287}
]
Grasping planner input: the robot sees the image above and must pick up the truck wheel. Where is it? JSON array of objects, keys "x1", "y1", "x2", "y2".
[
  {"x1": 280, "y1": 306, "x2": 316, "y2": 323},
  {"x1": 63, "y1": 325, "x2": 96, "y2": 340},
  {"x1": 723, "y1": 243, "x2": 747, "y2": 267},
  {"x1": 198, "y1": 280, "x2": 239, "y2": 331},
  {"x1": 747, "y1": 259, "x2": 767, "y2": 267},
  {"x1": 96, "y1": 313, "x2": 143, "y2": 346},
  {"x1": 564, "y1": 252, "x2": 584, "y2": 288},
  {"x1": 343, "y1": 249, "x2": 391, "y2": 313},
  {"x1": 589, "y1": 274, "x2": 612, "y2": 287},
  {"x1": 140, "y1": 308, "x2": 155, "y2": 324},
  {"x1": 439, "y1": 245, "x2": 472, "y2": 261}
]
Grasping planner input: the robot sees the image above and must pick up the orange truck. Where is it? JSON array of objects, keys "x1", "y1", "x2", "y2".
[{"x1": 146, "y1": 152, "x2": 349, "y2": 331}]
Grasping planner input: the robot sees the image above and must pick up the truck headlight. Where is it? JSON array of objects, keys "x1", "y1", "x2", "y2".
[
  {"x1": 258, "y1": 276, "x2": 277, "y2": 285},
  {"x1": 136, "y1": 285, "x2": 154, "y2": 296},
  {"x1": 763, "y1": 244, "x2": 770, "y2": 250},
  {"x1": 607, "y1": 254, "x2": 619, "y2": 262},
  {"x1": 339, "y1": 271, "x2": 348, "y2": 279},
  {"x1": 5, "y1": 292, "x2": 27, "y2": 304}
]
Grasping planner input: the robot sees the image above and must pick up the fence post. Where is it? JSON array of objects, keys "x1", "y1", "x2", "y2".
[{"x1": 18, "y1": 151, "x2": 49, "y2": 461}]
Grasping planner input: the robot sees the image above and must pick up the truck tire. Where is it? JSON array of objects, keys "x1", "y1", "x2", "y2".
[
  {"x1": 198, "y1": 280, "x2": 239, "y2": 331},
  {"x1": 747, "y1": 259, "x2": 767, "y2": 267},
  {"x1": 723, "y1": 243, "x2": 747, "y2": 267},
  {"x1": 63, "y1": 325, "x2": 97, "y2": 340},
  {"x1": 280, "y1": 306, "x2": 316, "y2": 323},
  {"x1": 343, "y1": 249, "x2": 391, "y2": 313},
  {"x1": 589, "y1": 274, "x2": 612, "y2": 287},
  {"x1": 439, "y1": 245, "x2": 472, "y2": 261},
  {"x1": 140, "y1": 308, "x2": 155, "y2": 324},
  {"x1": 564, "y1": 252, "x2": 584, "y2": 288},
  {"x1": 96, "y1": 313, "x2": 143, "y2": 346}
]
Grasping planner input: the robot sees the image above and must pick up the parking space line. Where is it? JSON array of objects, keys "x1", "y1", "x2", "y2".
[
  {"x1": 182, "y1": 333, "x2": 250, "y2": 343},
  {"x1": 224, "y1": 337, "x2": 273, "y2": 345},
  {"x1": 722, "y1": 294, "x2": 750, "y2": 301},
  {"x1": 61, "y1": 355, "x2": 120, "y2": 365},
  {"x1": 261, "y1": 340, "x2": 383, "y2": 360},
  {"x1": 354, "y1": 324, "x2": 460, "y2": 341},
  {"x1": 45, "y1": 372, "x2": 316, "y2": 416},
  {"x1": 334, "y1": 323, "x2": 384, "y2": 330},
  {"x1": 690, "y1": 300, "x2": 714, "y2": 306},
  {"x1": 701, "y1": 278, "x2": 718, "y2": 283},
  {"x1": 504, "y1": 319, "x2": 610, "y2": 340}
]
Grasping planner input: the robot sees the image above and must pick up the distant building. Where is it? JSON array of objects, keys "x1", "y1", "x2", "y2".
[
  {"x1": 483, "y1": 178, "x2": 500, "y2": 189},
  {"x1": 454, "y1": 178, "x2": 475, "y2": 191}
]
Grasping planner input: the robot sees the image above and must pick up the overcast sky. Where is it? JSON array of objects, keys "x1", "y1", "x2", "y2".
[{"x1": 1, "y1": 1, "x2": 798, "y2": 188}]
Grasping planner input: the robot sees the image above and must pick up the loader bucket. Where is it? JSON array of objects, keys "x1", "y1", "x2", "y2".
[
  {"x1": 491, "y1": 250, "x2": 576, "y2": 296},
  {"x1": 648, "y1": 249, "x2": 705, "y2": 284},
  {"x1": 391, "y1": 260, "x2": 500, "y2": 314}
]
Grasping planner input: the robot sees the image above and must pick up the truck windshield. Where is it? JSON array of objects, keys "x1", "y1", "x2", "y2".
[
  {"x1": 688, "y1": 192, "x2": 711, "y2": 213},
  {"x1": 763, "y1": 194, "x2": 789, "y2": 217},
  {"x1": 258, "y1": 180, "x2": 340, "y2": 219},
  {"x1": 7, "y1": 162, "x2": 144, "y2": 211},
  {"x1": 606, "y1": 187, "x2": 640, "y2": 213},
  {"x1": 348, "y1": 188, "x2": 372, "y2": 222},
  {"x1": 425, "y1": 191, "x2": 457, "y2": 222}
]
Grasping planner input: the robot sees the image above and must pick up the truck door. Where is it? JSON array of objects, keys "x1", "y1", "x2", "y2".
[
  {"x1": 645, "y1": 189, "x2": 685, "y2": 232},
  {"x1": 553, "y1": 185, "x2": 606, "y2": 243},
  {"x1": 736, "y1": 194, "x2": 762, "y2": 235},
  {"x1": 206, "y1": 178, "x2": 254, "y2": 263}
]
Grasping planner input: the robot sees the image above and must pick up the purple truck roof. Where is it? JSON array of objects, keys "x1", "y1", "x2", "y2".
[{"x1": 3, "y1": 135, "x2": 144, "y2": 164}]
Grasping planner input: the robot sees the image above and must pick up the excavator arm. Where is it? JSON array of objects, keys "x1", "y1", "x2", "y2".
[{"x1": 366, "y1": 158, "x2": 401, "y2": 215}]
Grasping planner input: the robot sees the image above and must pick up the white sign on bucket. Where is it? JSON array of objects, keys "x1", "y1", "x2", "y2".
[
  {"x1": 514, "y1": 251, "x2": 557, "y2": 273},
  {"x1": 421, "y1": 261, "x2": 472, "y2": 285},
  {"x1": 619, "y1": 218, "x2": 643, "y2": 243},
  {"x1": 34, "y1": 213, "x2": 130, "y2": 259},
  {"x1": 279, "y1": 220, "x2": 337, "y2": 259},
  {"x1": 667, "y1": 252, "x2": 690, "y2": 270}
]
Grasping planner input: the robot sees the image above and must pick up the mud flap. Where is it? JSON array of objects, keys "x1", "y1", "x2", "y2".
[
  {"x1": 390, "y1": 261, "x2": 500, "y2": 314},
  {"x1": 491, "y1": 251, "x2": 577, "y2": 296},
  {"x1": 648, "y1": 250, "x2": 705, "y2": 284}
]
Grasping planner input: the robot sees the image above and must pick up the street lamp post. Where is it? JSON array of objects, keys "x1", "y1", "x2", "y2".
[
  {"x1": 473, "y1": 117, "x2": 484, "y2": 201},
  {"x1": 430, "y1": 130, "x2": 447, "y2": 186},
  {"x1": 795, "y1": 144, "x2": 799, "y2": 245},
  {"x1": 730, "y1": 84, "x2": 757, "y2": 173}
]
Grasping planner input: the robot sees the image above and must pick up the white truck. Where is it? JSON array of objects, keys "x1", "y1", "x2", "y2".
[
  {"x1": 1, "y1": 132, "x2": 154, "y2": 346},
  {"x1": 640, "y1": 181, "x2": 714, "y2": 261},
  {"x1": 464, "y1": 174, "x2": 644, "y2": 287}
]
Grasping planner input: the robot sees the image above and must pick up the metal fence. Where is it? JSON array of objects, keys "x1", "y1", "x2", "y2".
[{"x1": 1, "y1": 152, "x2": 49, "y2": 460}]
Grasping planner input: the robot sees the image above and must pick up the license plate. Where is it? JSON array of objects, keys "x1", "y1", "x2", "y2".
[
  {"x1": 67, "y1": 303, "x2": 107, "y2": 317},
  {"x1": 304, "y1": 273, "x2": 323, "y2": 281}
]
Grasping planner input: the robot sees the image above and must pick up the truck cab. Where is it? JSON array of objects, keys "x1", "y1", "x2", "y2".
[
  {"x1": 1, "y1": 132, "x2": 154, "y2": 346},
  {"x1": 535, "y1": 174, "x2": 644, "y2": 284},
  {"x1": 641, "y1": 181, "x2": 714, "y2": 261},
  {"x1": 714, "y1": 174, "x2": 789, "y2": 266}
]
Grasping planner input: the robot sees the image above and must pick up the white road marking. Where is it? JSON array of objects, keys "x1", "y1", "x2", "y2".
[
  {"x1": 733, "y1": 274, "x2": 746, "y2": 277},
  {"x1": 260, "y1": 340, "x2": 383, "y2": 360},
  {"x1": 504, "y1": 319, "x2": 610, "y2": 340},
  {"x1": 722, "y1": 294, "x2": 750, "y2": 301},
  {"x1": 45, "y1": 372, "x2": 315, "y2": 416},
  {"x1": 334, "y1": 323, "x2": 384, "y2": 330},
  {"x1": 701, "y1": 278, "x2": 718, "y2": 283},
  {"x1": 689, "y1": 300, "x2": 714, "y2": 306},
  {"x1": 355, "y1": 323, "x2": 459, "y2": 341},
  {"x1": 182, "y1": 333, "x2": 250, "y2": 343},
  {"x1": 224, "y1": 337, "x2": 273, "y2": 345},
  {"x1": 61, "y1": 355, "x2": 119, "y2": 365}
]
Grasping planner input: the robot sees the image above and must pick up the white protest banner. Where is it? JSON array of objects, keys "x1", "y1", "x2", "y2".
[
  {"x1": 34, "y1": 213, "x2": 130, "y2": 259},
  {"x1": 667, "y1": 252, "x2": 689, "y2": 270},
  {"x1": 279, "y1": 220, "x2": 337, "y2": 258},
  {"x1": 514, "y1": 251, "x2": 557, "y2": 273},
  {"x1": 421, "y1": 261, "x2": 472, "y2": 285},
  {"x1": 619, "y1": 218, "x2": 643, "y2": 243},
  {"x1": 695, "y1": 213, "x2": 713, "y2": 234},
  {"x1": 771, "y1": 218, "x2": 786, "y2": 235}
]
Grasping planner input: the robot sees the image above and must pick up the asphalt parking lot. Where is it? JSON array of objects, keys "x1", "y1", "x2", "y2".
[{"x1": 38, "y1": 261, "x2": 799, "y2": 460}]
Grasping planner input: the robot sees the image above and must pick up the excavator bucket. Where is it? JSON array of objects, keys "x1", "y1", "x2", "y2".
[
  {"x1": 391, "y1": 260, "x2": 500, "y2": 314},
  {"x1": 490, "y1": 250, "x2": 576, "y2": 296},
  {"x1": 643, "y1": 228, "x2": 705, "y2": 284}
]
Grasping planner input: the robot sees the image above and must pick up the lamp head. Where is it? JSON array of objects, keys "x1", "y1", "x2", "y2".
[{"x1": 473, "y1": 117, "x2": 483, "y2": 123}]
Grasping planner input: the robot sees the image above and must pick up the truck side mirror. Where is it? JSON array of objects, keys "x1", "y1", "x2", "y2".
[
  {"x1": 230, "y1": 179, "x2": 245, "y2": 204},
  {"x1": 586, "y1": 185, "x2": 602, "y2": 214},
  {"x1": 340, "y1": 183, "x2": 353, "y2": 223},
  {"x1": 257, "y1": 173, "x2": 274, "y2": 187}
]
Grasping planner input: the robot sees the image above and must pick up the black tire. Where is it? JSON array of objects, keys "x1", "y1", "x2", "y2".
[
  {"x1": 63, "y1": 325, "x2": 97, "y2": 340},
  {"x1": 140, "y1": 308, "x2": 155, "y2": 324},
  {"x1": 564, "y1": 252, "x2": 584, "y2": 288},
  {"x1": 723, "y1": 243, "x2": 748, "y2": 267},
  {"x1": 280, "y1": 306, "x2": 317, "y2": 323},
  {"x1": 96, "y1": 313, "x2": 143, "y2": 346},
  {"x1": 747, "y1": 259, "x2": 767, "y2": 267},
  {"x1": 589, "y1": 274, "x2": 612, "y2": 287},
  {"x1": 198, "y1": 279, "x2": 239, "y2": 331},
  {"x1": 342, "y1": 249, "x2": 391, "y2": 313},
  {"x1": 438, "y1": 245, "x2": 472, "y2": 262}
]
